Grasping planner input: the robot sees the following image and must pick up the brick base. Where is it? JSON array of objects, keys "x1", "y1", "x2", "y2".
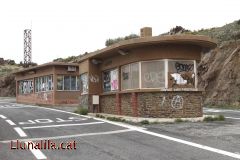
[{"x1": 100, "y1": 91, "x2": 203, "y2": 118}]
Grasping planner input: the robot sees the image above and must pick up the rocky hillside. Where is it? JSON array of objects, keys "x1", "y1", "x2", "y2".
[
  {"x1": 0, "y1": 58, "x2": 22, "y2": 97},
  {"x1": 198, "y1": 41, "x2": 240, "y2": 108}
]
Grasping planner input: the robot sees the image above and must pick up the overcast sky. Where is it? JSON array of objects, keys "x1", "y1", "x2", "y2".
[{"x1": 0, "y1": 0, "x2": 239, "y2": 64}]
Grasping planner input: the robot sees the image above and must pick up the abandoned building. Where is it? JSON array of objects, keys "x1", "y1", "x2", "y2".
[
  {"x1": 15, "y1": 27, "x2": 217, "y2": 118},
  {"x1": 15, "y1": 62, "x2": 80, "y2": 105}
]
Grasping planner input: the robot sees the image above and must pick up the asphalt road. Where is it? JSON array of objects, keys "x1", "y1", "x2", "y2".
[{"x1": 0, "y1": 98, "x2": 239, "y2": 160}]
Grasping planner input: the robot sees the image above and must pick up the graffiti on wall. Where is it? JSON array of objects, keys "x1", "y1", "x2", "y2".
[
  {"x1": 171, "y1": 95, "x2": 183, "y2": 109},
  {"x1": 80, "y1": 95, "x2": 88, "y2": 108},
  {"x1": 143, "y1": 72, "x2": 164, "y2": 83},
  {"x1": 111, "y1": 69, "x2": 118, "y2": 90},
  {"x1": 19, "y1": 80, "x2": 33, "y2": 94},
  {"x1": 89, "y1": 74, "x2": 99, "y2": 83},
  {"x1": 36, "y1": 92, "x2": 53, "y2": 103},
  {"x1": 175, "y1": 62, "x2": 194, "y2": 73}
]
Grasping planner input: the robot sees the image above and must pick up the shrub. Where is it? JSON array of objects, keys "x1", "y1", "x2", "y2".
[
  {"x1": 75, "y1": 108, "x2": 88, "y2": 115},
  {"x1": 140, "y1": 120, "x2": 150, "y2": 125},
  {"x1": 106, "y1": 117, "x2": 125, "y2": 122},
  {"x1": 174, "y1": 118, "x2": 183, "y2": 123},
  {"x1": 204, "y1": 115, "x2": 225, "y2": 122}
]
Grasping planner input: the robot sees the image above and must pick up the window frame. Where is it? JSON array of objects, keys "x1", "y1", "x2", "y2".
[
  {"x1": 120, "y1": 59, "x2": 197, "y2": 91},
  {"x1": 121, "y1": 62, "x2": 140, "y2": 91},
  {"x1": 102, "y1": 68, "x2": 119, "y2": 93},
  {"x1": 35, "y1": 75, "x2": 54, "y2": 93},
  {"x1": 57, "y1": 75, "x2": 80, "y2": 91}
]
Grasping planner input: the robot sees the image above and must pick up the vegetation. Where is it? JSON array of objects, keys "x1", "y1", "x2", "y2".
[
  {"x1": 140, "y1": 120, "x2": 150, "y2": 125},
  {"x1": 106, "y1": 116, "x2": 126, "y2": 122},
  {"x1": 105, "y1": 34, "x2": 139, "y2": 46},
  {"x1": 203, "y1": 115, "x2": 225, "y2": 122},
  {"x1": 74, "y1": 107, "x2": 88, "y2": 115}
]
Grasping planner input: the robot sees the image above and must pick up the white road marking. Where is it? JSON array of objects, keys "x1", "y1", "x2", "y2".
[
  {"x1": 25, "y1": 141, "x2": 47, "y2": 160},
  {"x1": 226, "y1": 117, "x2": 240, "y2": 120},
  {"x1": 1, "y1": 129, "x2": 133, "y2": 143},
  {"x1": 0, "y1": 115, "x2": 7, "y2": 119},
  {"x1": 33, "y1": 106, "x2": 240, "y2": 159},
  {"x1": 204, "y1": 108, "x2": 240, "y2": 113},
  {"x1": 6, "y1": 119, "x2": 16, "y2": 125},
  {"x1": 23, "y1": 121, "x2": 105, "y2": 129},
  {"x1": 0, "y1": 106, "x2": 34, "y2": 109},
  {"x1": 14, "y1": 127, "x2": 27, "y2": 137}
]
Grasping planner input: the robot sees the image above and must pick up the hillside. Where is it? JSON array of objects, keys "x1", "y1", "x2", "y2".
[{"x1": 0, "y1": 59, "x2": 22, "y2": 97}]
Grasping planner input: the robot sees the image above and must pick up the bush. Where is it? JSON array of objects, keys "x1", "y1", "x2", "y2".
[
  {"x1": 106, "y1": 117, "x2": 126, "y2": 122},
  {"x1": 140, "y1": 120, "x2": 150, "y2": 125},
  {"x1": 204, "y1": 115, "x2": 225, "y2": 122},
  {"x1": 74, "y1": 108, "x2": 88, "y2": 115},
  {"x1": 174, "y1": 118, "x2": 183, "y2": 123}
]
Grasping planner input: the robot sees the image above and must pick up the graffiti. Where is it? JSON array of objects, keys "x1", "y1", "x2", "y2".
[
  {"x1": 80, "y1": 73, "x2": 88, "y2": 94},
  {"x1": 80, "y1": 95, "x2": 88, "y2": 108},
  {"x1": 36, "y1": 92, "x2": 53, "y2": 102},
  {"x1": 111, "y1": 69, "x2": 118, "y2": 90},
  {"x1": 171, "y1": 95, "x2": 183, "y2": 109},
  {"x1": 89, "y1": 74, "x2": 99, "y2": 83},
  {"x1": 175, "y1": 62, "x2": 194, "y2": 73},
  {"x1": 144, "y1": 72, "x2": 164, "y2": 83},
  {"x1": 19, "y1": 80, "x2": 33, "y2": 94},
  {"x1": 160, "y1": 96, "x2": 166, "y2": 107}
]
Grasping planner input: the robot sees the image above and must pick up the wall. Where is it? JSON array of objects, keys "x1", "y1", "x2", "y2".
[
  {"x1": 100, "y1": 91, "x2": 203, "y2": 118},
  {"x1": 16, "y1": 65, "x2": 80, "y2": 105},
  {"x1": 99, "y1": 44, "x2": 202, "y2": 71}
]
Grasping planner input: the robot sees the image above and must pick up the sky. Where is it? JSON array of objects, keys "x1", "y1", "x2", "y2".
[{"x1": 0, "y1": 0, "x2": 239, "y2": 64}]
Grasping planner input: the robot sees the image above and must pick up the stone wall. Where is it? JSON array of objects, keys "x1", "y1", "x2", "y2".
[
  {"x1": 100, "y1": 94, "x2": 117, "y2": 114},
  {"x1": 100, "y1": 91, "x2": 203, "y2": 118}
]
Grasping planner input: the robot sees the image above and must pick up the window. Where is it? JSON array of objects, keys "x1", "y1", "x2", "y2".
[
  {"x1": 80, "y1": 73, "x2": 88, "y2": 94},
  {"x1": 57, "y1": 76, "x2": 63, "y2": 90},
  {"x1": 121, "y1": 63, "x2": 139, "y2": 90},
  {"x1": 18, "y1": 79, "x2": 33, "y2": 94},
  {"x1": 168, "y1": 60, "x2": 195, "y2": 88},
  {"x1": 141, "y1": 61, "x2": 165, "y2": 88},
  {"x1": 103, "y1": 69, "x2": 118, "y2": 92},
  {"x1": 57, "y1": 75, "x2": 80, "y2": 91},
  {"x1": 35, "y1": 75, "x2": 54, "y2": 92},
  {"x1": 64, "y1": 76, "x2": 70, "y2": 90}
]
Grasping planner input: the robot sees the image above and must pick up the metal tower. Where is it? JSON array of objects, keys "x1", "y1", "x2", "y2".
[{"x1": 24, "y1": 29, "x2": 32, "y2": 65}]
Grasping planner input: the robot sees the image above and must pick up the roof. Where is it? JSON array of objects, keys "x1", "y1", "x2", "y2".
[
  {"x1": 13, "y1": 62, "x2": 79, "y2": 74},
  {"x1": 79, "y1": 34, "x2": 217, "y2": 61}
]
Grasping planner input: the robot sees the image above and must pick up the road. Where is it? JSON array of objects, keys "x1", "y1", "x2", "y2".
[{"x1": 0, "y1": 98, "x2": 239, "y2": 160}]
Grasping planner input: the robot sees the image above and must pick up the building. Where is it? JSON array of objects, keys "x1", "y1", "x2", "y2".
[
  {"x1": 15, "y1": 62, "x2": 80, "y2": 105},
  {"x1": 14, "y1": 27, "x2": 217, "y2": 118},
  {"x1": 78, "y1": 27, "x2": 217, "y2": 118}
]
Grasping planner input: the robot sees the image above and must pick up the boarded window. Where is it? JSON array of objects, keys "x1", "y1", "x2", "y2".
[
  {"x1": 121, "y1": 62, "x2": 139, "y2": 90},
  {"x1": 35, "y1": 75, "x2": 53, "y2": 92},
  {"x1": 141, "y1": 61, "x2": 165, "y2": 88},
  {"x1": 168, "y1": 60, "x2": 195, "y2": 88},
  {"x1": 103, "y1": 69, "x2": 118, "y2": 92},
  {"x1": 18, "y1": 79, "x2": 33, "y2": 94}
]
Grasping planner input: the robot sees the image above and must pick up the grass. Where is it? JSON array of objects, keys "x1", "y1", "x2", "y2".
[
  {"x1": 106, "y1": 116, "x2": 126, "y2": 122},
  {"x1": 74, "y1": 107, "x2": 88, "y2": 115},
  {"x1": 203, "y1": 115, "x2": 225, "y2": 122}
]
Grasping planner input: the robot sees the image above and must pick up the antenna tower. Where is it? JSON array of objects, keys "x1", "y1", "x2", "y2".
[{"x1": 24, "y1": 29, "x2": 32, "y2": 66}]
